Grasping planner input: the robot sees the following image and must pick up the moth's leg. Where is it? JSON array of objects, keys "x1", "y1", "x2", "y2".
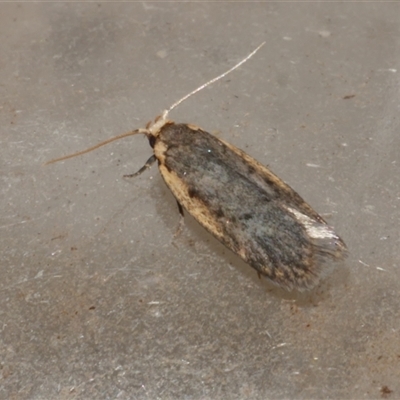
[
  {"x1": 174, "y1": 201, "x2": 185, "y2": 239},
  {"x1": 176, "y1": 201, "x2": 184, "y2": 217},
  {"x1": 123, "y1": 155, "x2": 157, "y2": 178}
]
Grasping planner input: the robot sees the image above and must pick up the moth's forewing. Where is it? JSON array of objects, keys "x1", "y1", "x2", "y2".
[{"x1": 155, "y1": 123, "x2": 347, "y2": 291}]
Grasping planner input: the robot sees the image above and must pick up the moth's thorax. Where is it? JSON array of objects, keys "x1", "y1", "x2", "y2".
[{"x1": 152, "y1": 122, "x2": 193, "y2": 166}]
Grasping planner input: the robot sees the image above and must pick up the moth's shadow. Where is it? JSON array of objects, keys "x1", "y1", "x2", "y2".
[{"x1": 151, "y1": 176, "x2": 349, "y2": 306}]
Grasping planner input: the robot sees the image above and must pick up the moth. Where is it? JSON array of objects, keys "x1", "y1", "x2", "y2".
[{"x1": 46, "y1": 43, "x2": 347, "y2": 291}]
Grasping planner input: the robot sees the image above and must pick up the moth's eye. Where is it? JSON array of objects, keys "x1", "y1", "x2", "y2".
[{"x1": 149, "y1": 136, "x2": 156, "y2": 148}]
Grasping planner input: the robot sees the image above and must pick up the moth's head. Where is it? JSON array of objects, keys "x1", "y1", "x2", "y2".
[{"x1": 146, "y1": 110, "x2": 172, "y2": 140}]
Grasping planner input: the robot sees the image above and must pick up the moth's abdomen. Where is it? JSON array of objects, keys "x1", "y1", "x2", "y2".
[{"x1": 155, "y1": 123, "x2": 347, "y2": 291}]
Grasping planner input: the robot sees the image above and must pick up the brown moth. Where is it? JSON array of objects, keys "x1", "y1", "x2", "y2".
[{"x1": 46, "y1": 43, "x2": 347, "y2": 291}]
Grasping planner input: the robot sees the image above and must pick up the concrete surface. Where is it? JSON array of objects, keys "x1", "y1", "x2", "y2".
[{"x1": 1, "y1": 3, "x2": 399, "y2": 399}]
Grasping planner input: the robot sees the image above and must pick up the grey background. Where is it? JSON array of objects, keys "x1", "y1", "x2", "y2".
[{"x1": 1, "y1": 3, "x2": 399, "y2": 399}]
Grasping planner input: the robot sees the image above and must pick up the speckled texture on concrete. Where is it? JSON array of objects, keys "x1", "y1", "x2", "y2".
[{"x1": 1, "y1": 3, "x2": 399, "y2": 399}]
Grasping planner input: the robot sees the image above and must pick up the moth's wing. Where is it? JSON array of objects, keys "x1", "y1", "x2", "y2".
[
  {"x1": 155, "y1": 124, "x2": 347, "y2": 291},
  {"x1": 221, "y1": 138, "x2": 348, "y2": 276}
]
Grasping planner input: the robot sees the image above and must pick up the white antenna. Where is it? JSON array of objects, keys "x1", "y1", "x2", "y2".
[
  {"x1": 45, "y1": 42, "x2": 266, "y2": 165},
  {"x1": 167, "y1": 42, "x2": 266, "y2": 114}
]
